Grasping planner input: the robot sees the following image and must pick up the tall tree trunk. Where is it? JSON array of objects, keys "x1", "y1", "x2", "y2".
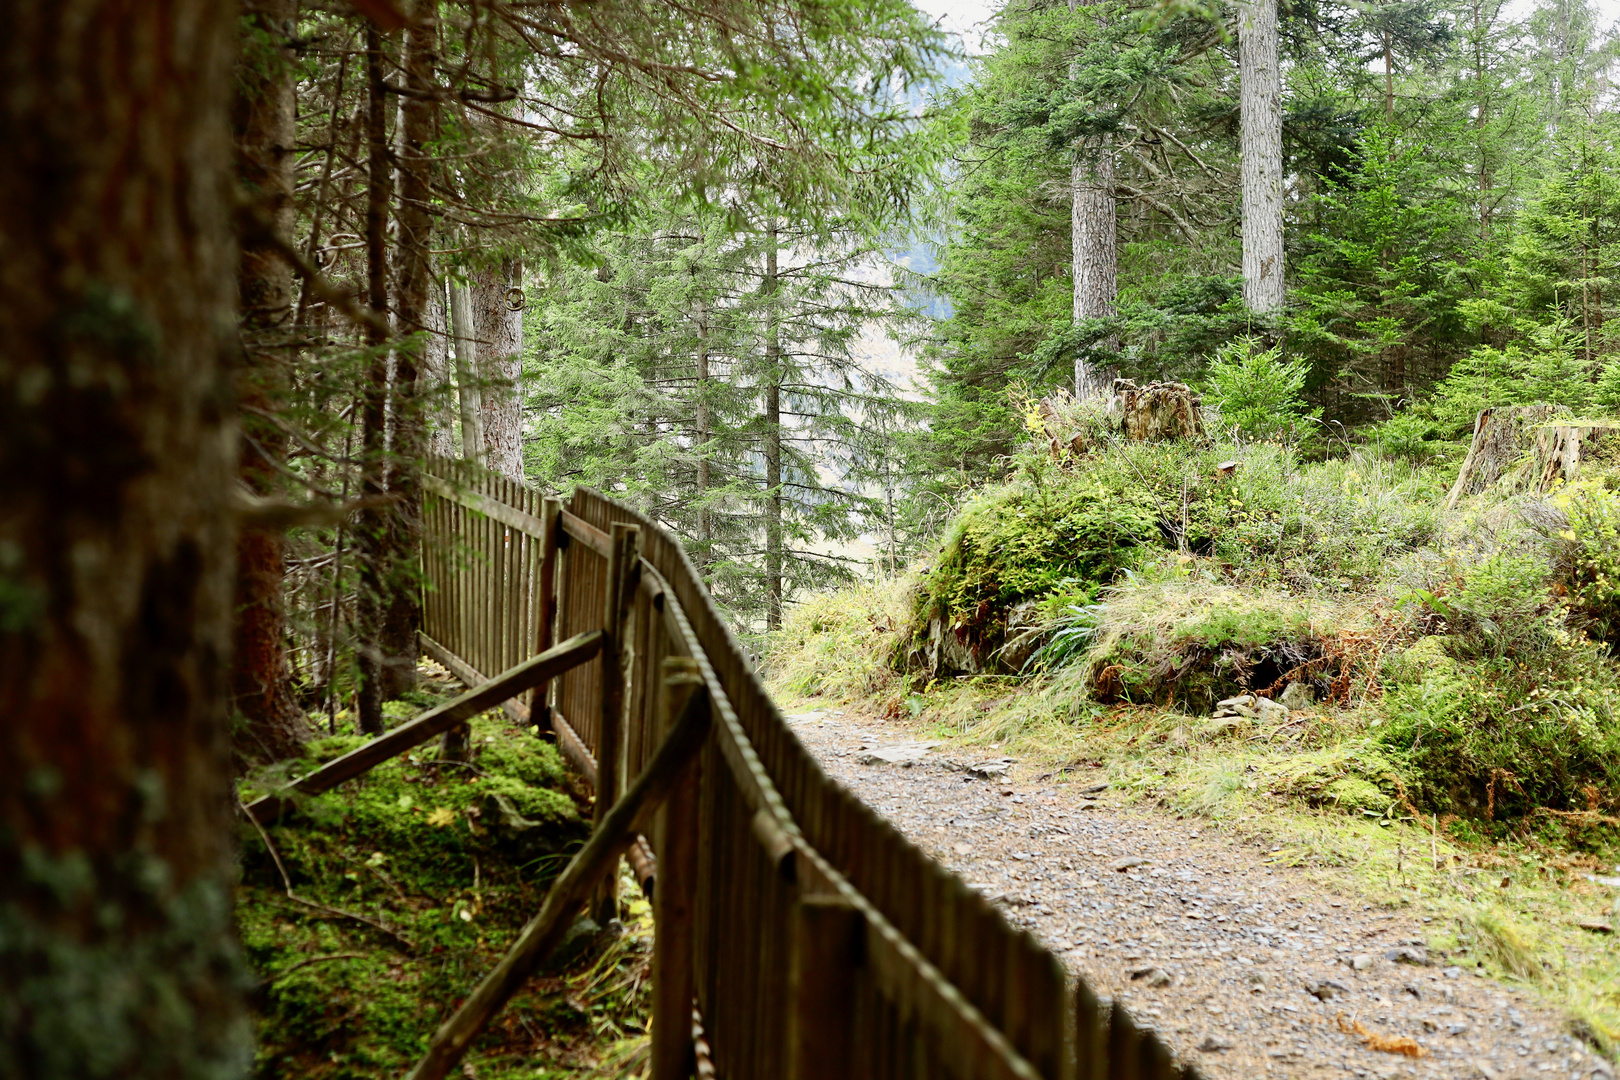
[
  {"x1": 473, "y1": 261, "x2": 524, "y2": 481},
  {"x1": 377, "y1": 2, "x2": 440, "y2": 701},
  {"x1": 232, "y1": 0, "x2": 311, "y2": 761},
  {"x1": 1239, "y1": 0, "x2": 1286, "y2": 314},
  {"x1": 1383, "y1": 30, "x2": 1395, "y2": 123},
  {"x1": 449, "y1": 281, "x2": 485, "y2": 457},
  {"x1": 423, "y1": 278, "x2": 454, "y2": 457},
  {"x1": 1069, "y1": 0, "x2": 1118, "y2": 400},
  {"x1": 1071, "y1": 150, "x2": 1118, "y2": 398},
  {"x1": 694, "y1": 290, "x2": 713, "y2": 565},
  {"x1": 763, "y1": 220, "x2": 784, "y2": 632},
  {"x1": 0, "y1": 2, "x2": 250, "y2": 1074},
  {"x1": 357, "y1": 25, "x2": 394, "y2": 736},
  {"x1": 1475, "y1": 0, "x2": 1492, "y2": 241}
]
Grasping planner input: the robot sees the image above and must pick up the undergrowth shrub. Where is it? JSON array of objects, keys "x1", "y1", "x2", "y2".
[
  {"x1": 1557, "y1": 479, "x2": 1620, "y2": 642},
  {"x1": 768, "y1": 579, "x2": 907, "y2": 701},
  {"x1": 1202, "y1": 336, "x2": 1317, "y2": 443},
  {"x1": 911, "y1": 459, "x2": 1159, "y2": 655},
  {"x1": 1377, "y1": 557, "x2": 1620, "y2": 818}
]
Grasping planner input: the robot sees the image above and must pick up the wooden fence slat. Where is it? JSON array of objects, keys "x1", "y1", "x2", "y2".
[{"x1": 650, "y1": 658, "x2": 704, "y2": 1080}]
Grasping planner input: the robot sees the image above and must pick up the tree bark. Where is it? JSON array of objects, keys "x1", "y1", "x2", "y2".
[
  {"x1": 694, "y1": 289, "x2": 713, "y2": 565},
  {"x1": 232, "y1": 0, "x2": 311, "y2": 762},
  {"x1": 1238, "y1": 0, "x2": 1286, "y2": 314},
  {"x1": 0, "y1": 2, "x2": 250, "y2": 1074},
  {"x1": 357, "y1": 25, "x2": 394, "y2": 735},
  {"x1": 472, "y1": 261, "x2": 524, "y2": 482},
  {"x1": 763, "y1": 221, "x2": 784, "y2": 632},
  {"x1": 1069, "y1": 0, "x2": 1118, "y2": 400},
  {"x1": 449, "y1": 281, "x2": 485, "y2": 459},
  {"x1": 377, "y1": 1, "x2": 440, "y2": 701},
  {"x1": 423, "y1": 277, "x2": 454, "y2": 457}
]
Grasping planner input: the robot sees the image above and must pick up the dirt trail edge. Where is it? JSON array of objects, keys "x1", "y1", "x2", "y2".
[{"x1": 787, "y1": 709, "x2": 1611, "y2": 1080}]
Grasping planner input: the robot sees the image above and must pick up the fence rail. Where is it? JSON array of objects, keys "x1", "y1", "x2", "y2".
[{"x1": 416, "y1": 457, "x2": 1199, "y2": 1080}]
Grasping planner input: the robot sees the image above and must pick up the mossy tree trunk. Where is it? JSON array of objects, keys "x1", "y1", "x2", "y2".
[
  {"x1": 0, "y1": 1, "x2": 251, "y2": 1074},
  {"x1": 1111, "y1": 380, "x2": 1206, "y2": 442}
]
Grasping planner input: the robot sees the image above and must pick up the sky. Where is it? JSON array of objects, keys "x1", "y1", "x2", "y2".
[{"x1": 916, "y1": 0, "x2": 1000, "y2": 54}]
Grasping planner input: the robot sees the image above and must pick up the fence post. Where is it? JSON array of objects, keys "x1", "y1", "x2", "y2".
[
  {"x1": 593, "y1": 521, "x2": 640, "y2": 922},
  {"x1": 535, "y1": 496, "x2": 561, "y2": 725},
  {"x1": 1108, "y1": 1002, "x2": 1144, "y2": 1080},
  {"x1": 787, "y1": 894, "x2": 864, "y2": 1080},
  {"x1": 1074, "y1": 981, "x2": 1107, "y2": 1080},
  {"x1": 651, "y1": 657, "x2": 705, "y2": 1080}
]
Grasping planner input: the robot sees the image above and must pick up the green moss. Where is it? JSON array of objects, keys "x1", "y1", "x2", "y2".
[
  {"x1": 1322, "y1": 777, "x2": 1392, "y2": 812},
  {"x1": 1080, "y1": 585, "x2": 1341, "y2": 712},
  {"x1": 235, "y1": 703, "x2": 645, "y2": 1080},
  {"x1": 914, "y1": 468, "x2": 1160, "y2": 646}
]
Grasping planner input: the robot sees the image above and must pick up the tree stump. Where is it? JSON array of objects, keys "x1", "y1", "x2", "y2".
[
  {"x1": 1107, "y1": 379, "x2": 1205, "y2": 442},
  {"x1": 1445, "y1": 405, "x2": 1590, "y2": 509}
]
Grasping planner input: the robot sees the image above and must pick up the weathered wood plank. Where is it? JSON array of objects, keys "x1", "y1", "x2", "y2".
[
  {"x1": 404, "y1": 686, "x2": 712, "y2": 1080},
  {"x1": 245, "y1": 630, "x2": 603, "y2": 823},
  {"x1": 422, "y1": 472, "x2": 550, "y2": 540},
  {"x1": 560, "y1": 507, "x2": 612, "y2": 557},
  {"x1": 650, "y1": 658, "x2": 704, "y2": 1080}
]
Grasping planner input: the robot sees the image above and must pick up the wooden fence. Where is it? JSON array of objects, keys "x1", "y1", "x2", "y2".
[{"x1": 413, "y1": 457, "x2": 1200, "y2": 1080}]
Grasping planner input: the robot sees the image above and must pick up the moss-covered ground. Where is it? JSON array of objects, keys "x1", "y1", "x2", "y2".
[{"x1": 235, "y1": 667, "x2": 652, "y2": 1079}]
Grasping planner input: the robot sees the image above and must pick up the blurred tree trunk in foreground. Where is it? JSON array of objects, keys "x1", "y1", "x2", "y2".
[{"x1": 0, "y1": 2, "x2": 252, "y2": 1076}]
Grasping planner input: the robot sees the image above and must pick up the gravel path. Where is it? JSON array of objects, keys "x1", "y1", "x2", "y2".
[{"x1": 786, "y1": 708, "x2": 1611, "y2": 1080}]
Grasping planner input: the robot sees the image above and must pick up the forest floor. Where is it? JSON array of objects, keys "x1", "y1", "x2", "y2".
[
  {"x1": 785, "y1": 703, "x2": 1615, "y2": 1080},
  {"x1": 236, "y1": 663, "x2": 655, "y2": 1080}
]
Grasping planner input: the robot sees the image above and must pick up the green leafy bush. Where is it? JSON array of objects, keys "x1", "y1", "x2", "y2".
[
  {"x1": 1076, "y1": 582, "x2": 1346, "y2": 712},
  {"x1": 1557, "y1": 479, "x2": 1620, "y2": 641}
]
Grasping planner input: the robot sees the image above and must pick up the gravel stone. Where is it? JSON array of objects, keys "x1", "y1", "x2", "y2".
[{"x1": 792, "y1": 711, "x2": 1592, "y2": 1080}]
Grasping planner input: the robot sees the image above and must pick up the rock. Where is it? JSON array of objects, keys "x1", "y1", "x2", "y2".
[
  {"x1": 1197, "y1": 1035, "x2": 1233, "y2": 1052},
  {"x1": 551, "y1": 915, "x2": 601, "y2": 968},
  {"x1": 1130, "y1": 966, "x2": 1173, "y2": 988},
  {"x1": 1305, "y1": 979, "x2": 1349, "y2": 1001},
  {"x1": 1387, "y1": 946, "x2": 1430, "y2": 966},
  {"x1": 1077, "y1": 782, "x2": 1110, "y2": 794},
  {"x1": 1248, "y1": 971, "x2": 1270, "y2": 992},
  {"x1": 1200, "y1": 716, "x2": 1251, "y2": 741},
  {"x1": 1349, "y1": 953, "x2": 1375, "y2": 971},
  {"x1": 1212, "y1": 693, "x2": 1289, "y2": 724},
  {"x1": 952, "y1": 843, "x2": 972, "y2": 856},
  {"x1": 1443, "y1": 966, "x2": 1463, "y2": 979},
  {"x1": 1447, "y1": 1022, "x2": 1470, "y2": 1036},
  {"x1": 1112, "y1": 856, "x2": 1150, "y2": 872},
  {"x1": 1278, "y1": 681, "x2": 1315, "y2": 711},
  {"x1": 857, "y1": 741, "x2": 942, "y2": 766},
  {"x1": 966, "y1": 758, "x2": 1012, "y2": 778}
]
